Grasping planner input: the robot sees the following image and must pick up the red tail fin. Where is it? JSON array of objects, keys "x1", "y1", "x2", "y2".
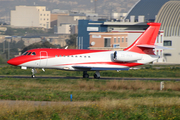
[{"x1": 124, "y1": 22, "x2": 161, "y2": 55}]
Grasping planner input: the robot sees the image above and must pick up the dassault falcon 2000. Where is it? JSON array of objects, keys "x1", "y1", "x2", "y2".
[{"x1": 7, "y1": 22, "x2": 161, "y2": 79}]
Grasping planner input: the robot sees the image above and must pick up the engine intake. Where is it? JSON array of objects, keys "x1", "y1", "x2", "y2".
[{"x1": 113, "y1": 51, "x2": 142, "y2": 62}]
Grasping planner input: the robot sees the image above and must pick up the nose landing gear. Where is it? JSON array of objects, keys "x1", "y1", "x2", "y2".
[{"x1": 31, "y1": 68, "x2": 37, "y2": 78}]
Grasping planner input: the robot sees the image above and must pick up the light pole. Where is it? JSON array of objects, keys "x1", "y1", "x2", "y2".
[
  {"x1": 8, "y1": 40, "x2": 10, "y2": 60},
  {"x1": 3, "y1": 40, "x2": 5, "y2": 53}
]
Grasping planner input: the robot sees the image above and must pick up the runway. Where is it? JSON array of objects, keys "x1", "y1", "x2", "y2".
[{"x1": 0, "y1": 75, "x2": 180, "y2": 81}]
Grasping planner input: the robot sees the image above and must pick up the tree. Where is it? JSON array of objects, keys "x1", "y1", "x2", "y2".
[
  {"x1": 0, "y1": 55, "x2": 6, "y2": 64},
  {"x1": 4, "y1": 27, "x2": 14, "y2": 36},
  {"x1": 21, "y1": 41, "x2": 56, "y2": 53},
  {"x1": 65, "y1": 34, "x2": 77, "y2": 48}
]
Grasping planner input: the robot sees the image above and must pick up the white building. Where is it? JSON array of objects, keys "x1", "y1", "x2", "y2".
[{"x1": 11, "y1": 6, "x2": 50, "y2": 28}]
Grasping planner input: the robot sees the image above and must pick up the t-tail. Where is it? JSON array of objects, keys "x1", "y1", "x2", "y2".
[{"x1": 124, "y1": 22, "x2": 161, "y2": 55}]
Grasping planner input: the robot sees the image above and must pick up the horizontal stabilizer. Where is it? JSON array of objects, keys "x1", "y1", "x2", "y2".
[{"x1": 137, "y1": 45, "x2": 171, "y2": 49}]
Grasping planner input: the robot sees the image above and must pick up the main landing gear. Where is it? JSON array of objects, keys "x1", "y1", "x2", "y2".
[
  {"x1": 94, "y1": 71, "x2": 100, "y2": 79},
  {"x1": 83, "y1": 71, "x2": 100, "y2": 79},
  {"x1": 83, "y1": 71, "x2": 89, "y2": 78}
]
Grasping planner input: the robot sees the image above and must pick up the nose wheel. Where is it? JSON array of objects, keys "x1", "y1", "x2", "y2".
[
  {"x1": 31, "y1": 68, "x2": 37, "y2": 78},
  {"x1": 31, "y1": 75, "x2": 35, "y2": 78}
]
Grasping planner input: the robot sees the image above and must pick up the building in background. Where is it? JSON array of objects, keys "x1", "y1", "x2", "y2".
[
  {"x1": 89, "y1": 30, "x2": 164, "y2": 63},
  {"x1": 125, "y1": 0, "x2": 169, "y2": 22},
  {"x1": 78, "y1": 0, "x2": 180, "y2": 64},
  {"x1": 51, "y1": 13, "x2": 68, "y2": 28},
  {"x1": 78, "y1": 20, "x2": 107, "y2": 49},
  {"x1": 155, "y1": 1, "x2": 180, "y2": 63},
  {"x1": 57, "y1": 12, "x2": 86, "y2": 34},
  {"x1": 11, "y1": 6, "x2": 50, "y2": 28},
  {"x1": 50, "y1": 9, "x2": 69, "y2": 28}
]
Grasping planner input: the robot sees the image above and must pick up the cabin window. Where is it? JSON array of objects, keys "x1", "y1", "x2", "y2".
[
  {"x1": 84, "y1": 56, "x2": 86, "y2": 58},
  {"x1": 71, "y1": 56, "x2": 73, "y2": 57},
  {"x1": 28, "y1": 52, "x2": 32, "y2": 55},
  {"x1": 22, "y1": 52, "x2": 28, "y2": 55},
  {"x1": 31, "y1": 52, "x2": 36, "y2": 55},
  {"x1": 59, "y1": 55, "x2": 61, "y2": 57},
  {"x1": 55, "y1": 55, "x2": 58, "y2": 57},
  {"x1": 88, "y1": 56, "x2": 90, "y2": 58},
  {"x1": 63, "y1": 55, "x2": 65, "y2": 57}
]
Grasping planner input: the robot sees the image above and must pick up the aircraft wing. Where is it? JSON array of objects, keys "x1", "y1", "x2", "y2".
[{"x1": 72, "y1": 66, "x2": 129, "y2": 71}]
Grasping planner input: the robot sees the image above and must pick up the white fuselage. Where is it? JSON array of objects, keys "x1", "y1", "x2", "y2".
[{"x1": 19, "y1": 51, "x2": 159, "y2": 71}]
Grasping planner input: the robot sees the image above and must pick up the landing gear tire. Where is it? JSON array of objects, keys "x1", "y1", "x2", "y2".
[
  {"x1": 83, "y1": 71, "x2": 89, "y2": 78},
  {"x1": 31, "y1": 68, "x2": 37, "y2": 78},
  {"x1": 83, "y1": 74, "x2": 89, "y2": 78},
  {"x1": 94, "y1": 74, "x2": 100, "y2": 79},
  {"x1": 31, "y1": 75, "x2": 35, "y2": 78},
  {"x1": 94, "y1": 71, "x2": 100, "y2": 79}
]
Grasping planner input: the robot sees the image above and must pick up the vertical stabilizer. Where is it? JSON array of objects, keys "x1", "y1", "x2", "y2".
[{"x1": 124, "y1": 22, "x2": 161, "y2": 55}]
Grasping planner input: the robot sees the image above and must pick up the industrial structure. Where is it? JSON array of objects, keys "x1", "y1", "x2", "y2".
[
  {"x1": 125, "y1": 0, "x2": 169, "y2": 22},
  {"x1": 155, "y1": 1, "x2": 180, "y2": 63}
]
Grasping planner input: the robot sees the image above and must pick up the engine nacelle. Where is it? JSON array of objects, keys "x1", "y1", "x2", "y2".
[{"x1": 113, "y1": 51, "x2": 143, "y2": 62}]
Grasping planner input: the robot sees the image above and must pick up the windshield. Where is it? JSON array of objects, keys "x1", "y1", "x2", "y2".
[{"x1": 22, "y1": 52, "x2": 28, "y2": 55}]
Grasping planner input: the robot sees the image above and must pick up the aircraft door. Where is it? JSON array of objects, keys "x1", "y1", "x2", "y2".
[{"x1": 40, "y1": 51, "x2": 48, "y2": 67}]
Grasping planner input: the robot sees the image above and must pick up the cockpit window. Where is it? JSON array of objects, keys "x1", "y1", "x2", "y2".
[
  {"x1": 31, "y1": 52, "x2": 36, "y2": 55},
  {"x1": 22, "y1": 52, "x2": 28, "y2": 55},
  {"x1": 28, "y1": 52, "x2": 32, "y2": 55}
]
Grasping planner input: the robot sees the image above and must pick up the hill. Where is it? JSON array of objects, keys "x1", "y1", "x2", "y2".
[{"x1": 0, "y1": 0, "x2": 139, "y2": 21}]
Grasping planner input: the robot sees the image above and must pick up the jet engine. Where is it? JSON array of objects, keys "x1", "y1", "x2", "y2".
[{"x1": 113, "y1": 51, "x2": 143, "y2": 62}]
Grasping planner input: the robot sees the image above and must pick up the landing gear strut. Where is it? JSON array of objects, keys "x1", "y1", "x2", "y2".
[
  {"x1": 94, "y1": 71, "x2": 100, "y2": 79},
  {"x1": 83, "y1": 71, "x2": 89, "y2": 78},
  {"x1": 31, "y1": 68, "x2": 37, "y2": 78}
]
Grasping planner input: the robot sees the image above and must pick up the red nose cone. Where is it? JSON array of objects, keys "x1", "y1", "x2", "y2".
[{"x1": 7, "y1": 58, "x2": 18, "y2": 66}]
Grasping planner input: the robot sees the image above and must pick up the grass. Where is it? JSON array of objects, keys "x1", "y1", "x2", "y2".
[
  {"x1": 0, "y1": 78, "x2": 180, "y2": 119},
  {"x1": 0, "y1": 98, "x2": 180, "y2": 120},
  {"x1": 0, "y1": 78, "x2": 180, "y2": 101},
  {"x1": 1, "y1": 65, "x2": 180, "y2": 78},
  {"x1": 1, "y1": 65, "x2": 180, "y2": 119}
]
